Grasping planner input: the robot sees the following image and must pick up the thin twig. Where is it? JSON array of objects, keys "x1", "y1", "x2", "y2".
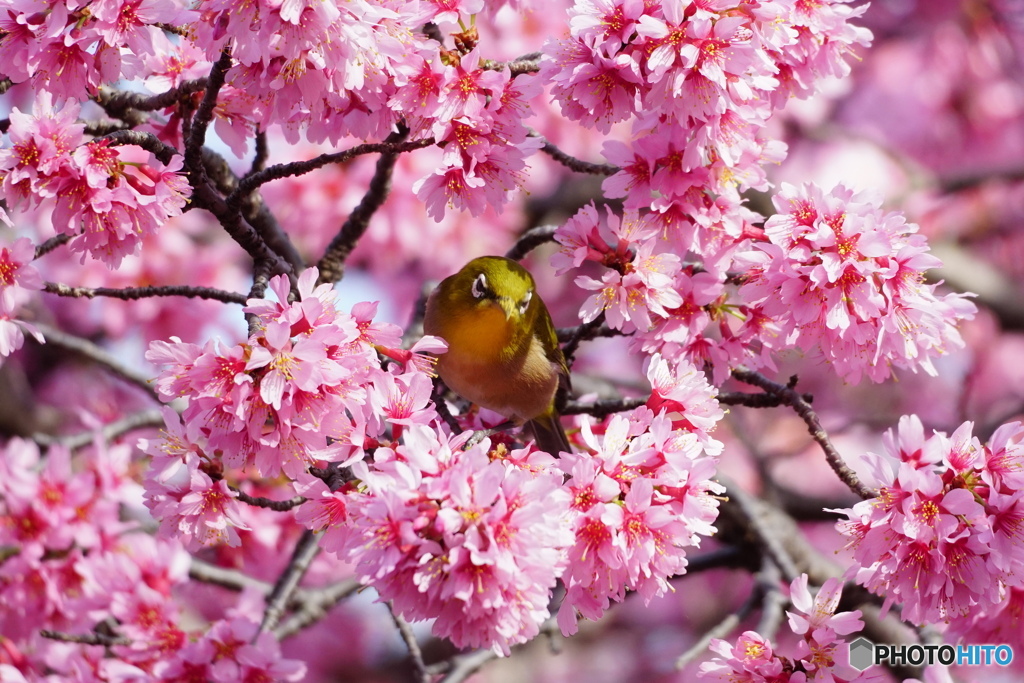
[
  {"x1": 273, "y1": 578, "x2": 362, "y2": 640},
  {"x1": 388, "y1": 605, "x2": 431, "y2": 683},
  {"x1": 257, "y1": 530, "x2": 322, "y2": 637},
  {"x1": 232, "y1": 137, "x2": 433, "y2": 200},
  {"x1": 561, "y1": 313, "x2": 609, "y2": 365},
  {"x1": 32, "y1": 408, "x2": 165, "y2": 452},
  {"x1": 731, "y1": 369, "x2": 875, "y2": 499},
  {"x1": 484, "y1": 52, "x2": 542, "y2": 76},
  {"x1": 30, "y1": 323, "x2": 158, "y2": 401},
  {"x1": 44, "y1": 281, "x2": 248, "y2": 305},
  {"x1": 531, "y1": 132, "x2": 619, "y2": 176},
  {"x1": 189, "y1": 558, "x2": 275, "y2": 595},
  {"x1": 437, "y1": 650, "x2": 498, "y2": 683}
]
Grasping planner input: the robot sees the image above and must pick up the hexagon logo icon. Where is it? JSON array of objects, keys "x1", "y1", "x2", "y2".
[{"x1": 848, "y1": 637, "x2": 874, "y2": 671}]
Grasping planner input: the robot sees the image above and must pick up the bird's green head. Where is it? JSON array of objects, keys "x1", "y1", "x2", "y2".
[{"x1": 438, "y1": 255, "x2": 537, "y2": 323}]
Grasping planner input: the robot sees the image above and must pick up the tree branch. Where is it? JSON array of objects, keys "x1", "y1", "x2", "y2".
[
  {"x1": 531, "y1": 133, "x2": 619, "y2": 176},
  {"x1": 30, "y1": 323, "x2": 158, "y2": 402},
  {"x1": 562, "y1": 396, "x2": 647, "y2": 417},
  {"x1": 505, "y1": 225, "x2": 558, "y2": 261},
  {"x1": 96, "y1": 78, "x2": 209, "y2": 119},
  {"x1": 273, "y1": 578, "x2": 362, "y2": 640},
  {"x1": 257, "y1": 530, "x2": 322, "y2": 637},
  {"x1": 231, "y1": 488, "x2": 307, "y2": 511},
  {"x1": 34, "y1": 234, "x2": 71, "y2": 260},
  {"x1": 388, "y1": 605, "x2": 431, "y2": 683},
  {"x1": 32, "y1": 408, "x2": 165, "y2": 451},
  {"x1": 44, "y1": 281, "x2": 248, "y2": 305},
  {"x1": 98, "y1": 129, "x2": 179, "y2": 165},
  {"x1": 40, "y1": 629, "x2": 130, "y2": 647},
  {"x1": 232, "y1": 137, "x2": 433, "y2": 199},
  {"x1": 316, "y1": 126, "x2": 411, "y2": 284},
  {"x1": 730, "y1": 369, "x2": 875, "y2": 499}
]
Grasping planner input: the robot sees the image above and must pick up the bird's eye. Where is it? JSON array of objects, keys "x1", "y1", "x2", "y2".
[
  {"x1": 471, "y1": 273, "x2": 488, "y2": 299},
  {"x1": 518, "y1": 290, "x2": 533, "y2": 315}
]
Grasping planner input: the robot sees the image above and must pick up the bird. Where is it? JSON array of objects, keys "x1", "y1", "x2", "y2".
[{"x1": 423, "y1": 255, "x2": 572, "y2": 455}]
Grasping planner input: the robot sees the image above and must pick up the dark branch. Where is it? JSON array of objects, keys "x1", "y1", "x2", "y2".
[
  {"x1": 31, "y1": 323, "x2": 158, "y2": 402},
  {"x1": 556, "y1": 322, "x2": 622, "y2": 344},
  {"x1": 250, "y1": 130, "x2": 269, "y2": 175},
  {"x1": 98, "y1": 129, "x2": 179, "y2": 165},
  {"x1": 731, "y1": 369, "x2": 876, "y2": 499},
  {"x1": 533, "y1": 133, "x2": 619, "y2": 176},
  {"x1": 257, "y1": 530, "x2": 322, "y2": 637},
  {"x1": 718, "y1": 390, "x2": 804, "y2": 409},
  {"x1": 34, "y1": 234, "x2": 71, "y2": 260},
  {"x1": 96, "y1": 78, "x2": 208, "y2": 119},
  {"x1": 44, "y1": 281, "x2": 248, "y2": 305},
  {"x1": 40, "y1": 629, "x2": 130, "y2": 647},
  {"x1": 505, "y1": 225, "x2": 558, "y2": 261},
  {"x1": 316, "y1": 126, "x2": 411, "y2": 284},
  {"x1": 185, "y1": 49, "x2": 233, "y2": 178},
  {"x1": 561, "y1": 313, "x2": 611, "y2": 365},
  {"x1": 562, "y1": 396, "x2": 647, "y2": 417},
  {"x1": 232, "y1": 488, "x2": 307, "y2": 511},
  {"x1": 233, "y1": 137, "x2": 432, "y2": 199}
]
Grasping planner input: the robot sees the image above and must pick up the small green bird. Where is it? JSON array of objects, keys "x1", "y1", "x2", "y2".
[{"x1": 423, "y1": 256, "x2": 572, "y2": 455}]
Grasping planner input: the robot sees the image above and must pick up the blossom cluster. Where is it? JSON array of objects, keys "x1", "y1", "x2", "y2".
[
  {"x1": 404, "y1": 49, "x2": 544, "y2": 220},
  {"x1": 554, "y1": 202, "x2": 778, "y2": 384},
  {"x1": 144, "y1": 267, "x2": 444, "y2": 548},
  {"x1": 558, "y1": 403, "x2": 723, "y2": 634},
  {"x1": 835, "y1": 415, "x2": 1024, "y2": 627},
  {"x1": 187, "y1": 0, "x2": 543, "y2": 215},
  {"x1": 0, "y1": 437, "x2": 306, "y2": 681},
  {"x1": 313, "y1": 427, "x2": 573, "y2": 655},
  {"x1": 739, "y1": 183, "x2": 977, "y2": 383},
  {"x1": 0, "y1": 95, "x2": 191, "y2": 268},
  {"x1": 699, "y1": 574, "x2": 866, "y2": 682},
  {"x1": 544, "y1": 0, "x2": 871, "y2": 221},
  {"x1": 292, "y1": 351, "x2": 724, "y2": 653},
  {"x1": 0, "y1": 0, "x2": 192, "y2": 101}
]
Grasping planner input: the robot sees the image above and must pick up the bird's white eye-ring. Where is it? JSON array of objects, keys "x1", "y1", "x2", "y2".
[
  {"x1": 518, "y1": 290, "x2": 533, "y2": 315},
  {"x1": 472, "y1": 273, "x2": 488, "y2": 299}
]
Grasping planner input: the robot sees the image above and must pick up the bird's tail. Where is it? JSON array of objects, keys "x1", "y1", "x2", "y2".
[{"x1": 527, "y1": 411, "x2": 571, "y2": 455}]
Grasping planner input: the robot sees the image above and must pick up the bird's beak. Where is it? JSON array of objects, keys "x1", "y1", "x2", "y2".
[{"x1": 498, "y1": 297, "x2": 517, "y2": 321}]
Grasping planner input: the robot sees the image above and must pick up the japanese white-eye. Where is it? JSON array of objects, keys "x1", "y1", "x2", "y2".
[{"x1": 423, "y1": 256, "x2": 572, "y2": 454}]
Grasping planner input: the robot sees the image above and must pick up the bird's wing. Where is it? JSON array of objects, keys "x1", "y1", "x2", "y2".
[{"x1": 537, "y1": 298, "x2": 572, "y2": 395}]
